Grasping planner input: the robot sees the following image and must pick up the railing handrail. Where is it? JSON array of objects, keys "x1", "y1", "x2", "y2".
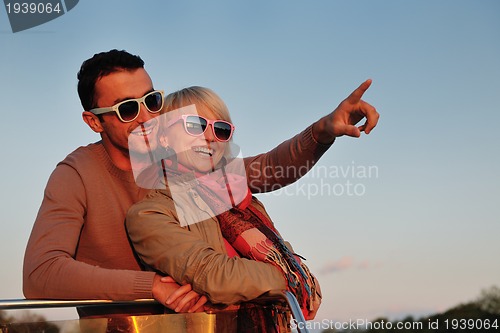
[
  {"x1": 0, "y1": 290, "x2": 310, "y2": 333},
  {"x1": 0, "y1": 298, "x2": 157, "y2": 310}
]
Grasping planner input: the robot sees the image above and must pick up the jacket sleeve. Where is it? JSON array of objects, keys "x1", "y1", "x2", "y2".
[
  {"x1": 23, "y1": 164, "x2": 155, "y2": 300},
  {"x1": 126, "y1": 199, "x2": 287, "y2": 305},
  {"x1": 243, "y1": 124, "x2": 332, "y2": 193}
]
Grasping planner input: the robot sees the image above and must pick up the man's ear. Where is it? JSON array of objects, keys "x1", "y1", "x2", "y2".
[{"x1": 82, "y1": 111, "x2": 104, "y2": 133}]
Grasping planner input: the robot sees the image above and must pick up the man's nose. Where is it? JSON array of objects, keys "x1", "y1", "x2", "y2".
[{"x1": 136, "y1": 103, "x2": 155, "y2": 123}]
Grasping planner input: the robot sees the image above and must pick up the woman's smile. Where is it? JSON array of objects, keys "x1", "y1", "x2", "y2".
[{"x1": 192, "y1": 145, "x2": 214, "y2": 157}]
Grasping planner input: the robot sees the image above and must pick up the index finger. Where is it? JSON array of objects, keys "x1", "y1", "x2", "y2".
[
  {"x1": 189, "y1": 295, "x2": 208, "y2": 313},
  {"x1": 166, "y1": 284, "x2": 192, "y2": 305},
  {"x1": 346, "y1": 79, "x2": 372, "y2": 104},
  {"x1": 175, "y1": 290, "x2": 201, "y2": 313}
]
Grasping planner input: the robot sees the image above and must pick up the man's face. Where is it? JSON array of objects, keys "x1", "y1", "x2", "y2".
[{"x1": 93, "y1": 68, "x2": 160, "y2": 165}]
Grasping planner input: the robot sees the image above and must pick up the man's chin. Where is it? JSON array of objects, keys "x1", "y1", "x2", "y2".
[{"x1": 128, "y1": 141, "x2": 161, "y2": 168}]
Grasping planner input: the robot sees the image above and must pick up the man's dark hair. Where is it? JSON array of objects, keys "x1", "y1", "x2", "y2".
[{"x1": 77, "y1": 49, "x2": 145, "y2": 111}]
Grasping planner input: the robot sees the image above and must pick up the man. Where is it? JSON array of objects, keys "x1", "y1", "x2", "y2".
[{"x1": 23, "y1": 49, "x2": 378, "y2": 317}]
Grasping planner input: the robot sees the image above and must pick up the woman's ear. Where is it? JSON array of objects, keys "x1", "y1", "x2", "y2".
[{"x1": 82, "y1": 111, "x2": 104, "y2": 133}]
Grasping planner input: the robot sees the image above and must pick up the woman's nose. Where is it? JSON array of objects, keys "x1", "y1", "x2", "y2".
[{"x1": 204, "y1": 124, "x2": 216, "y2": 142}]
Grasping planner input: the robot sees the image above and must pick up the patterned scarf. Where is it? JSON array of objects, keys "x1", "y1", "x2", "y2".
[{"x1": 161, "y1": 159, "x2": 315, "y2": 330}]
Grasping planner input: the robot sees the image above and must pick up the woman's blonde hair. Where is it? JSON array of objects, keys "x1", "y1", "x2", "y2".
[{"x1": 163, "y1": 86, "x2": 232, "y2": 122}]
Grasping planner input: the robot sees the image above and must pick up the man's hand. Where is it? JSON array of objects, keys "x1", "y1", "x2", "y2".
[
  {"x1": 152, "y1": 275, "x2": 208, "y2": 313},
  {"x1": 313, "y1": 79, "x2": 379, "y2": 143}
]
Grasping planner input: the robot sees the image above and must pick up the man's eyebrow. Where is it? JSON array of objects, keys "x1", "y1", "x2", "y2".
[{"x1": 112, "y1": 89, "x2": 155, "y2": 104}]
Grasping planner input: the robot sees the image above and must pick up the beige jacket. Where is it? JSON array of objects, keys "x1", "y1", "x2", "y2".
[{"x1": 126, "y1": 180, "x2": 289, "y2": 305}]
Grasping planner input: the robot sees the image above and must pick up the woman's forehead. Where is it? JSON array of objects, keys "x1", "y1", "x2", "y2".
[{"x1": 193, "y1": 103, "x2": 222, "y2": 120}]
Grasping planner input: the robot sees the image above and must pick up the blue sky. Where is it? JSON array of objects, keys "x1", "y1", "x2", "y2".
[{"x1": 1, "y1": 0, "x2": 499, "y2": 325}]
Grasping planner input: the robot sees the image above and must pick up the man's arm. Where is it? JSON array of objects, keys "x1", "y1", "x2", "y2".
[
  {"x1": 244, "y1": 79, "x2": 378, "y2": 193},
  {"x1": 23, "y1": 164, "x2": 152, "y2": 300},
  {"x1": 244, "y1": 124, "x2": 330, "y2": 193},
  {"x1": 23, "y1": 164, "x2": 197, "y2": 310}
]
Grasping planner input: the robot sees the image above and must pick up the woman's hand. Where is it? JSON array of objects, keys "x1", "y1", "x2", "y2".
[{"x1": 153, "y1": 275, "x2": 208, "y2": 313}]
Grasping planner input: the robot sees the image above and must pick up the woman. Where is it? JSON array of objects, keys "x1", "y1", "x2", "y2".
[{"x1": 126, "y1": 86, "x2": 320, "y2": 332}]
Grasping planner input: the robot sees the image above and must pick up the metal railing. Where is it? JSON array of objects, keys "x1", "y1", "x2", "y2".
[{"x1": 0, "y1": 290, "x2": 309, "y2": 333}]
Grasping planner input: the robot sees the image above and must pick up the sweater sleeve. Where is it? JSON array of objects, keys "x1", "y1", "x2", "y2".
[
  {"x1": 126, "y1": 199, "x2": 287, "y2": 305},
  {"x1": 243, "y1": 124, "x2": 332, "y2": 193},
  {"x1": 23, "y1": 163, "x2": 155, "y2": 300}
]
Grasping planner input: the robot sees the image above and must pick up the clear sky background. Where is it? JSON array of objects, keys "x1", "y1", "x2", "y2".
[{"x1": 1, "y1": 0, "x2": 499, "y2": 326}]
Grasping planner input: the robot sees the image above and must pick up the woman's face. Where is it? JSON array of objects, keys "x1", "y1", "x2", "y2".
[{"x1": 164, "y1": 104, "x2": 229, "y2": 173}]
